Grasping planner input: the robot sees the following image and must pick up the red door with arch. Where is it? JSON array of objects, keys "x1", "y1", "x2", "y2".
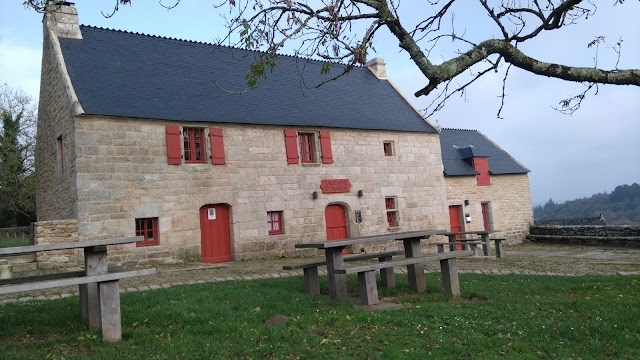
[
  {"x1": 448, "y1": 205, "x2": 464, "y2": 250},
  {"x1": 199, "y1": 204, "x2": 232, "y2": 263},
  {"x1": 325, "y1": 204, "x2": 349, "y2": 254}
]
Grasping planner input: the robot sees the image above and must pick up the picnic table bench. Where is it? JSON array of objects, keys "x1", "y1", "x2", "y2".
[
  {"x1": 283, "y1": 250, "x2": 403, "y2": 295},
  {"x1": 290, "y1": 230, "x2": 445, "y2": 300},
  {"x1": 0, "y1": 236, "x2": 156, "y2": 342},
  {"x1": 335, "y1": 250, "x2": 474, "y2": 305}
]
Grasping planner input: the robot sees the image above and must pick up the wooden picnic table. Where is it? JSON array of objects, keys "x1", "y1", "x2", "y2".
[
  {"x1": 295, "y1": 230, "x2": 444, "y2": 300},
  {"x1": 436, "y1": 230, "x2": 503, "y2": 257},
  {"x1": 0, "y1": 236, "x2": 156, "y2": 342}
]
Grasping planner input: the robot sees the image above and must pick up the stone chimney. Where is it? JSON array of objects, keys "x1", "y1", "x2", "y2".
[
  {"x1": 365, "y1": 57, "x2": 387, "y2": 80},
  {"x1": 44, "y1": 1, "x2": 82, "y2": 39}
]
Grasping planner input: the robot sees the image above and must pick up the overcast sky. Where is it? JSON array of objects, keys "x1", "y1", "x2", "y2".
[{"x1": 1, "y1": 1, "x2": 638, "y2": 206}]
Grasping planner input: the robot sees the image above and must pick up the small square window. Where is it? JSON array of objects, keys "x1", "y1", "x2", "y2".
[
  {"x1": 183, "y1": 128, "x2": 205, "y2": 164},
  {"x1": 298, "y1": 133, "x2": 317, "y2": 163},
  {"x1": 385, "y1": 197, "x2": 398, "y2": 227},
  {"x1": 267, "y1": 211, "x2": 284, "y2": 235},
  {"x1": 135, "y1": 218, "x2": 159, "y2": 246},
  {"x1": 383, "y1": 142, "x2": 394, "y2": 156}
]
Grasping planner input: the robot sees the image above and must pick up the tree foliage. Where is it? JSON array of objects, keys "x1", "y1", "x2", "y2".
[
  {"x1": 26, "y1": 0, "x2": 640, "y2": 116},
  {"x1": 534, "y1": 183, "x2": 640, "y2": 225},
  {"x1": 0, "y1": 84, "x2": 37, "y2": 227}
]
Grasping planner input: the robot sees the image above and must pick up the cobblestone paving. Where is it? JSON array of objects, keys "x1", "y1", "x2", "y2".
[{"x1": 2, "y1": 243, "x2": 639, "y2": 305}]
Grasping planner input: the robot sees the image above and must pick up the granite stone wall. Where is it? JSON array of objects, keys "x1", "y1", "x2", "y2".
[
  {"x1": 527, "y1": 225, "x2": 640, "y2": 247},
  {"x1": 444, "y1": 174, "x2": 534, "y2": 243},
  {"x1": 73, "y1": 117, "x2": 450, "y2": 265},
  {"x1": 35, "y1": 27, "x2": 78, "y2": 221},
  {"x1": 33, "y1": 220, "x2": 81, "y2": 270}
]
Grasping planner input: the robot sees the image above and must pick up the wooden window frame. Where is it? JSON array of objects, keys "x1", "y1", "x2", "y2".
[
  {"x1": 183, "y1": 127, "x2": 205, "y2": 164},
  {"x1": 298, "y1": 132, "x2": 317, "y2": 164},
  {"x1": 385, "y1": 197, "x2": 399, "y2": 228},
  {"x1": 135, "y1": 217, "x2": 159, "y2": 247},
  {"x1": 383, "y1": 141, "x2": 394, "y2": 157},
  {"x1": 267, "y1": 211, "x2": 284, "y2": 235}
]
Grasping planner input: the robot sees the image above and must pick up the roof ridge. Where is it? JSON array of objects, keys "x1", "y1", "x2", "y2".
[
  {"x1": 474, "y1": 130, "x2": 531, "y2": 173},
  {"x1": 78, "y1": 25, "x2": 364, "y2": 69},
  {"x1": 442, "y1": 127, "x2": 478, "y2": 132}
]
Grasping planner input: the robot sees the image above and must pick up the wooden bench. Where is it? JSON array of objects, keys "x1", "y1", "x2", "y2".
[
  {"x1": 430, "y1": 237, "x2": 506, "y2": 258},
  {"x1": 429, "y1": 241, "x2": 483, "y2": 255},
  {"x1": 334, "y1": 250, "x2": 473, "y2": 306},
  {"x1": 283, "y1": 250, "x2": 403, "y2": 295},
  {"x1": 0, "y1": 236, "x2": 156, "y2": 342}
]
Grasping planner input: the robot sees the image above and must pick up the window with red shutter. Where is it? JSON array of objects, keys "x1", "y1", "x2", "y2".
[
  {"x1": 165, "y1": 125, "x2": 182, "y2": 165},
  {"x1": 319, "y1": 130, "x2": 333, "y2": 164},
  {"x1": 135, "y1": 217, "x2": 159, "y2": 247},
  {"x1": 473, "y1": 157, "x2": 491, "y2": 186},
  {"x1": 385, "y1": 197, "x2": 399, "y2": 227},
  {"x1": 284, "y1": 129, "x2": 299, "y2": 164},
  {"x1": 209, "y1": 128, "x2": 226, "y2": 165},
  {"x1": 183, "y1": 128, "x2": 205, "y2": 164}
]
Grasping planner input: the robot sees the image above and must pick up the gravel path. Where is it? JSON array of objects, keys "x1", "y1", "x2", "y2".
[{"x1": 2, "y1": 242, "x2": 639, "y2": 304}]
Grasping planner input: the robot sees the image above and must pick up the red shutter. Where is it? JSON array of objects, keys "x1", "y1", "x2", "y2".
[
  {"x1": 319, "y1": 130, "x2": 333, "y2": 164},
  {"x1": 209, "y1": 128, "x2": 226, "y2": 165},
  {"x1": 284, "y1": 129, "x2": 299, "y2": 164},
  {"x1": 473, "y1": 157, "x2": 491, "y2": 186},
  {"x1": 166, "y1": 125, "x2": 182, "y2": 165}
]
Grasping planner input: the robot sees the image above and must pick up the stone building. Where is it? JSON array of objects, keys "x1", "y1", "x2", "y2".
[
  {"x1": 439, "y1": 129, "x2": 533, "y2": 241},
  {"x1": 35, "y1": 3, "x2": 532, "y2": 266}
]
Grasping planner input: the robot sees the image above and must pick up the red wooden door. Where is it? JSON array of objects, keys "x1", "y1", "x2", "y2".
[
  {"x1": 325, "y1": 205, "x2": 349, "y2": 254},
  {"x1": 448, "y1": 205, "x2": 463, "y2": 250},
  {"x1": 199, "y1": 204, "x2": 232, "y2": 263},
  {"x1": 482, "y1": 202, "x2": 491, "y2": 231}
]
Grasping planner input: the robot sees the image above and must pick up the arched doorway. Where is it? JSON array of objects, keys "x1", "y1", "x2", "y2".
[
  {"x1": 199, "y1": 204, "x2": 232, "y2": 263},
  {"x1": 325, "y1": 204, "x2": 349, "y2": 253}
]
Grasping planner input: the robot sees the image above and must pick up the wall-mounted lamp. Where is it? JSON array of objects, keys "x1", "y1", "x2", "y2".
[
  {"x1": 312, "y1": 191, "x2": 318, "y2": 200},
  {"x1": 464, "y1": 199, "x2": 470, "y2": 206},
  {"x1": 357, "y1": 190, "x2": 364, "y2": 198}
]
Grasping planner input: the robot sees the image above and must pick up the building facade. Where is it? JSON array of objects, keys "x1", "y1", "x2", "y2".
[{"x1": 35, "y1": 3, "x2": 532, "y2": 267}]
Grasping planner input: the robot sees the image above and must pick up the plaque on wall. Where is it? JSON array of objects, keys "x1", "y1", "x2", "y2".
[{"x1": 320, "y1": 179, "x2": 352, "y2": 194}]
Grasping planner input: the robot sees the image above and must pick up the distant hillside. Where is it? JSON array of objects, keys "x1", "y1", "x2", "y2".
[{"x1": 534, "y1": 183, "x2": 640, "y2": 225}]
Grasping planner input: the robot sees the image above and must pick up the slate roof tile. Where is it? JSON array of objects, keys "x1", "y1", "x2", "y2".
[
  {"x1": 58, "y1": 26, "x2": 437, "y2": 133},
  {"x1": 440, "y1": 128, "x2": 529, "y2": 176}
]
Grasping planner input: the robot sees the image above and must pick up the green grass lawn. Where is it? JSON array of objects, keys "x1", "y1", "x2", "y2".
[
  {"x1": 0, "y1": 235, "x2": 31, "y2": 248},
  {"x1": 1, "y1": 274, "x2": 639, "y2": 359}
]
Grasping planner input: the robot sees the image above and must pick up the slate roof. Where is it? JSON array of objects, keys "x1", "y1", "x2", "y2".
[
  {"x1": 58, "y1": 26, "x2": 437, "y2": 133},
  {"x1": 439, "y1": 128, "x2": 529, "y2": 176}
]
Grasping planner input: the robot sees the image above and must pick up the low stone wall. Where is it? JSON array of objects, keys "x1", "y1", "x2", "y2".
[
  {"x1": 34, "y1": 220, "x2": 81, "y2": 270},
  {"x1": 527, "y1": 225, "x2": 640, "y2": 247}
]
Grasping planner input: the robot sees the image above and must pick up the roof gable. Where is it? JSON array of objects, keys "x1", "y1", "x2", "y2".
[
  {"x1": 58, "y1": 26, "x2": 437, "y2": 133},
  {"x1": 439, "y1": 128, "x2": 529, "y2": 176}
]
